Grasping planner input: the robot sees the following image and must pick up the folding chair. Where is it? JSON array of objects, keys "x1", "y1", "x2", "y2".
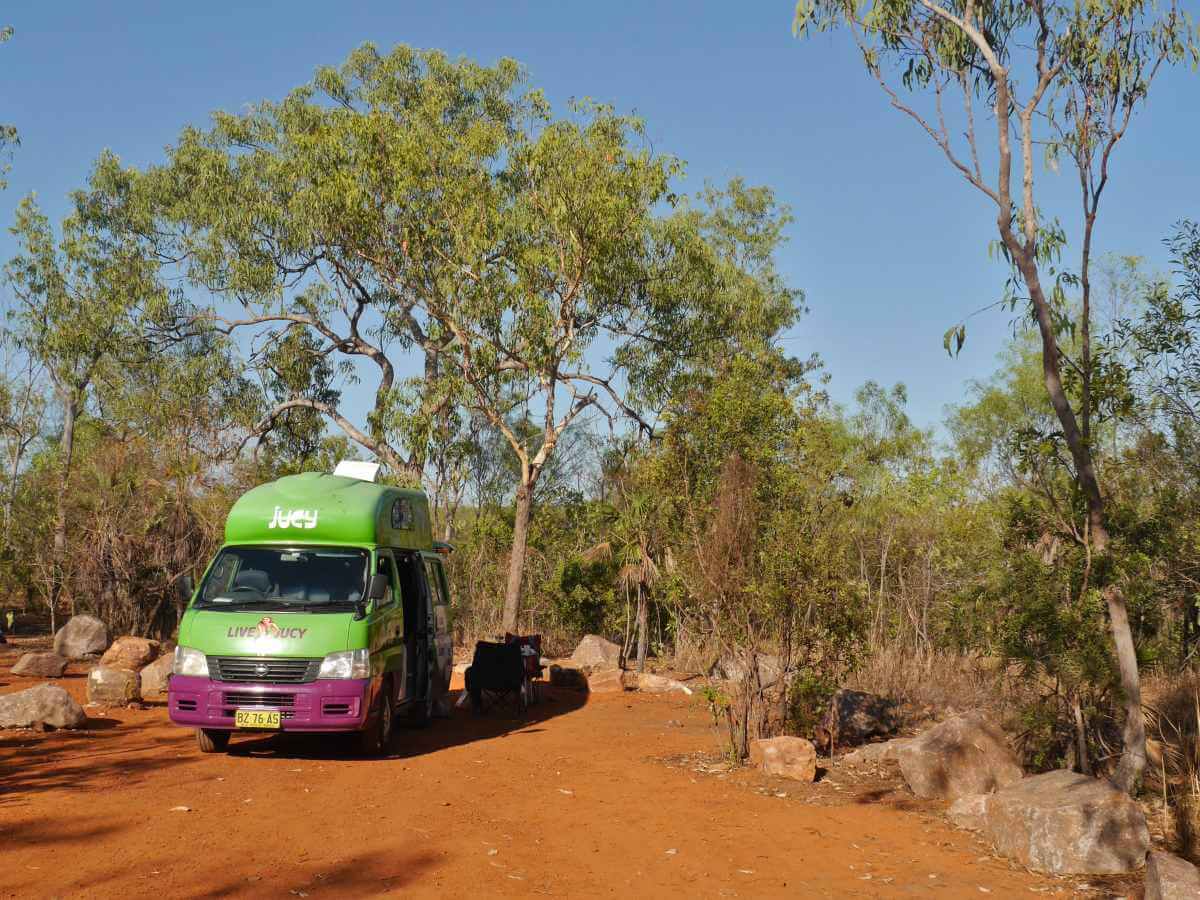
[{"x1": 464, "y1": 640, "x2": 527, "y2": 716}]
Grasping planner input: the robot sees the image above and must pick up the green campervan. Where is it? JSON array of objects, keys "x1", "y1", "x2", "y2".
[{"x1": 168, "y1": 463, "x2": 453, "y2": 755}]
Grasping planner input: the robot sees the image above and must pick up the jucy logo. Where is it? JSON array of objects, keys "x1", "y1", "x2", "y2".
[
  {"x1": 226, "y1": 617, "x2": 308, "y2": 640},
  {"x1": 268, "y1": 507, "x2": 319, "y2": 529}
]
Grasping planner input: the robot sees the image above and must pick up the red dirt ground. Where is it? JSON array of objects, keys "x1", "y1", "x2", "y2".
[{"x1": 0, "y1": 642, "x2": 1114, "y2": 898}]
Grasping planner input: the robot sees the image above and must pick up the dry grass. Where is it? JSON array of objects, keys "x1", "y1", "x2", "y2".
[
  {"x1": 844, "y1": 646, "x2": 1024, "y2": 726},
  {"x1": 1143, "y1": 671, "x2": 1200, "y2": 862}
]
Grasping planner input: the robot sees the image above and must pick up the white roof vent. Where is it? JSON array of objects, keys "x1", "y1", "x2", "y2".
[{"x1": 334, "y1": 460, "x2": 382, "y2": 482}]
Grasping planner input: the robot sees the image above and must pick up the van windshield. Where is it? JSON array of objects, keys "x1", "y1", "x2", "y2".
[{"x1": 195, "y1": 547, "x2": 368, "y2": 612}]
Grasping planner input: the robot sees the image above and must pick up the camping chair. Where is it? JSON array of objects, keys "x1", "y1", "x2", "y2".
[{"x1": 464, "y1": 640, "x2": 527, "y2": 716}]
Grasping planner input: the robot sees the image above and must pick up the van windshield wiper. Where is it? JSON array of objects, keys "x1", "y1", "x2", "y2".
[{"x1": 201, "y1": 598, "x2": 303, "y2": 611}]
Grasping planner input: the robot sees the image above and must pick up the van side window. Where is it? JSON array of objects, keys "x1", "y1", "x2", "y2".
[
  {"x1": 375, "y1": 552, "x2": 395, "y2": 607},
  {"x1": 423, "y1": 558, "x2": 449, "y2": 633}
]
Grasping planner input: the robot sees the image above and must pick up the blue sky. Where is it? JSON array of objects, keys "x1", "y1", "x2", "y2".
[{"x1": 3, "y1": 1, "x2": 1196, "y2": 432}]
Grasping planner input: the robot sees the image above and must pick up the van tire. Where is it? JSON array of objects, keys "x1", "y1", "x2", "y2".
[
  {"x1": 360, "y1": 683, "x2": 393, "y2": 757},
  {"x1": 197, "y1": 728, "x2": 230, "y2": 753}
]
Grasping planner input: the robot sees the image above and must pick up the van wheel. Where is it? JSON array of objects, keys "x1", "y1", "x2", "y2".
[
  {"x1": 360, "y1": 684, "x2": 393, "y2": 757},
  {"x1": 197, "y1": 729, "x2": 230, "y2": 753}
]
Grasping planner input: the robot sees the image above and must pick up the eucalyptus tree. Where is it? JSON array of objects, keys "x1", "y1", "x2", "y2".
[
  {"x1": 1, "y1": 25, "x2": 17, "y2": 189},
  {"x1": 145, "y1": 44, "x2": 800, "y2": 631},
  {"x1": 795, "y1": 0, "x2": 1198, "y2": 792},
  {"x1": 4, "y1": 184, "x2": 171, "y2": 622}
]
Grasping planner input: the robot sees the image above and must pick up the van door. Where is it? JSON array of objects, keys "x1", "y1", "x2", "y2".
[
  {"x1": 371, "y1": 550, "x2": 404, "y2": 688},
  {"x1": 394, "y1": 551, "x2": 429, "y2": 704},
  {"x1": 422, "y1": 556, "x2": 453, "y2": 697}
]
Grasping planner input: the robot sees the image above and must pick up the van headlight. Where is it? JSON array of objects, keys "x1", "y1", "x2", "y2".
[
  {"x1": 318, "y1": 648, "x2": 370, "y2": 680},
  {"x1": 173, "y1": 645, "x2": 209, "y2": 677}
]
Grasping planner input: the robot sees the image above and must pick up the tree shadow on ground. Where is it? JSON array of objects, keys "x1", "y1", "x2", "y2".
[
  {"x1": 225, "y1": 686, "x2": 587, "y2": 761},
  {"x1": 0, "y1": 718, "x2": 194, "y2": 806},
  {"x1": 192, "y1": 848, "x2": 444, "y2": 899}
]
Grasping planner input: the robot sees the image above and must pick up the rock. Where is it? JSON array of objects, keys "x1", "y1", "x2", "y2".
[
  {"x1": 897, "y1": 711, "x2": 1023, "y2": 800},
  {"x1": 815, "y1": 689, "x2": 899, "y2": 751},
  {"x1": 842, "y1": 736, "x2": 912, "y2": 766},
  {"x1": 716, "y1": 653, "x2": 783, "y2": 687},
  {"x1": 586, "y1": 668, "x2": 630, "y2": 693},
  {"x1": 86, "y1": 666, "x2": 141, "y2": 706},
  {"x1": 948, "y1": 770, "x2": 1149, "y2": 875},
  {"x1": 99, "y1": 636, "x2": 161, "y2": 671},
  {"x1": 53, "y1": 614, "x2": 110, "y2": 659},
  {"x1": 749, "y1": 736, "x2": 817, "y2": 782},
  {"x1": 0, "y1": 683, "x2": 86, "y2": 729},
  {"x1": 569, "y1": 635, "x2": 622, "y2": 670},
  {"x1": 11, "y1": 651, "x2": 69, "y2": 678},
  {"x1": 548, "y1": 664, "x2": 588, "y2": 691},
  {"x1": 947, "y1": 792, "x2": 991, "y2": 831},
  {"x1": 636, "y1": 672, "x2": 693, "y2": 695},
  {"x1": 138, "y1": 654, "x2": 174, "y2": 697},
  {"x1": 1146, "y1": 850, "x2": 1200, "y2": 899}
]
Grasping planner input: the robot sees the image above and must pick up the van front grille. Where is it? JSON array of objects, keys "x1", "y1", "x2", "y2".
[
  {"x1": 223, "y1": 692, "x2": 295, "y2": 708},
  {"x1": 209, "y1": 657, "x2": 320, "y2": 684}
]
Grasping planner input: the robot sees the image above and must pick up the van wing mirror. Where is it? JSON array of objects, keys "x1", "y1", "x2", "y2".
[
  {"x1": 367, "y1": 573, "x2": 389, "y2": 602},
  {"x1": 178, "y1": 574, "x2": 194, "y2": 603}
]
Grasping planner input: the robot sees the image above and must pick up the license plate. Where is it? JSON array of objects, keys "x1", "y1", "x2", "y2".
[{"x1": 235, "y1": 709, "x2": 281, "y2": 729}]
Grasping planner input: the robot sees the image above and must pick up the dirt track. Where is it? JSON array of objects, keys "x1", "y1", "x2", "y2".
[{"x1": 1, "y1": 647, "x2": 1088, "y2": 898}]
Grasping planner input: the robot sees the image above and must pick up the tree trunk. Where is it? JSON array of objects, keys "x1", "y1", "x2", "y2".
[
  {"x1": 1072, "y1": 693, "x2": 1091, "y2": 776},
  {"x1": 1105, "y1": 584, "x2": 1147, "y2": 792},
  {"x1": 636, "y1": 582, "x2": 648, "y2": 673},
  {"x1": 51, "y1": 394, "x2": 78, "y2": 620},
  {"x1": 500, "y1": 480, "x2": 534, "y2": 634}
]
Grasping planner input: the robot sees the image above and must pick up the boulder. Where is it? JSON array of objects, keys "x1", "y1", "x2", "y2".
[
  {"x1": 99, "y1": 636, "x2": 161, "y2": 671},
  {"x1": 53, "y1": 614, "x2": 110, "y2": 659},
  {"x1": 587, "y1": 668, "x2": 630, "y2": 693},
  {"x1": 897, "y1": 711, "x2": 1023, "y2": 800},
  {"x1": 1146, "y1": 851, "x2": 1200, "y2": 899},
  {"x1": 11, "y1": 651, "x2": 69, "y2": 678},
  {"x1": 636, "y1": 672, "x2": 693, "y2": 695},
  {"x1": 815, "y1": 689, "x2": 899, "y2": 751},
  {"x1": 569, "y1": 635, "x2": 622, "y2": 670},
  {"x1": 948, "y1": 770, "x2": 1149, "y2": 875},
  {"x1": 0, "y1": 683, "x2": 86, "y2": 729},
  {"x1": 842, "y1": 736, "x2": 912, "y2": 766},
  {"x1": 749, "y1": 736, "x2": 817, "y2": 782},
  {"x1": 86, "y1": 666, "x2": 141, "y2": 706},
  {"x1": 548, "y1": 664, "x2": 588, "y2": 691},
  {"x1": 716, "y1": 653, "x2": 784, "y2": 687},
  {"x1": 138, "y1": 654, "x2": 174, "y2": 697}
]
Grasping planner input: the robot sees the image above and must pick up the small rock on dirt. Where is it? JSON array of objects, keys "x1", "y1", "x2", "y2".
[
  {"x1": 636, "y1": 672, "x2": 693, "y2": 695},
  {"x1": 0, "y1": 683, "x2": 86, "y2": 729},
  {"x1": 749, "y1": 736, "x2": 817, "y2": 782},
  {"x1": 138, "y1": 654, "x2": 174, "y2": 697},
  {"x1": 100, "y1": 636, "x2": 161, "y2": 671},
  {"x1": 1145, "y1": 850, "x2": 1200, "y2": 899},
  {"x1": 87, "y1": 665, "x2": 141, "y2": 706},
  {"x1": 586, "y1": 668, "x2": 630, "y2": 693},
  {"x1": 11, "y1": 651, "x2": 69, "y2": 678},
  {"x1": 53, "y1": 614, "x2": 110, "y2": 659},
  {"x1": 569, "y1": 635, "x2": 622, "y2": 670},
  {"x1": 949, "y1": 770, "x2": 1149, "y2": 875},
  {"x1": 816, "y1": 689, "x2": 899, "y2": 751},
  {"x1": 548, "y1": 664, "x2": 588, "y2": 691},
  {"x1": 897, "y1": 711, "x2": 1023, "y2": 800}
]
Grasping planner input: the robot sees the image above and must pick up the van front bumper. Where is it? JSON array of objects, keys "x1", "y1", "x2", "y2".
[{"x1": 168, "y1": 675, "x2": 372, "y2": 732}]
